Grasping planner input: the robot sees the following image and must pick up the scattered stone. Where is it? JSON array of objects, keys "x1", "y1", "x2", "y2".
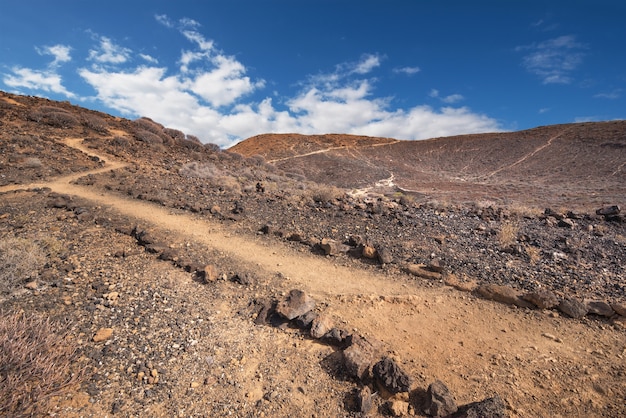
[
  {"x1": 310, "y1": 313, "x2": 334, "y2": 339},
  {"x1": 356, "y1": 386, "x2": 373, "y2": 414},
  {"x1": 25, "y1": 280, "x2": 38, "y2": 290},
  {"x1": 405, "y1": 264, "x2": 442, "y2": 280},
  {"x1": 453, "y1": 394, "x2": 507, "y2": 418},
  {"x1": 198, "y1": 264, "x2": 218, "y2": 284},
  {"x1": 585, "y1": 300, "x2": 615, "y2": 317},
  {"x1": 477, "y1": 284, "x2": 534, "y2": 308},
  {"x1": 521, "y1": 289, "x2": 559, "y2": 309},
  {"x1": 557, "y1": 218, "x2": 575, "y2": 228},
  {"x1": 387, "y1": 399, "x2": 410, "y2": 417},
  {"x1": 373, "y1": 357, "x2": 411, "y2": 394},
  {"x1": 444, "y1": 275, "x2": 478, "y2": 292},
  {"x1": 426, "y1": 259, "x2": 445, "y2": 273},
  {"x1": 612, "y1": 315, "x2": 626, "y2": 329},
  {"x1": 158, "y1": 248, "x2": 179, "y2": 262},
  {"x1": 377, "y1": 246, "x2": 394, "y2": 264},
  {"x1": 320, "y1": 238, "x2": 350, "y2": 256},
  {"x1": 558, "y1": 298, "x2": 588, "y2": 319},
  {"x1": 343, "y1": 336, "x2": 384, "y2": 380},
  {"x1": 610, "y1": 302, "x2": 626, "y2": 317},
  {"x1": 276, "y1": 289, "x2": 315, "y2": 320},
  {"x1": 596, "y1": 205, "x2": 620, "y2": 217},
  {"x1": 294, "y1": 310, "x2": 317, "y2": 329},
  {"x1": 322, "y1": 328, "x2": 352, "y2": 348},
  {"x1": 423, "y1": 380, "x2": 458, "y2": 417},
  {"x1": 231, "y1": 272, "x2": 254, "y2": 286},
  {"x1": 93, "y1": 328, "x2": 113, "y2": 342},
  {"x1": 253, "y1": 299, "x2": 275, "y2": 325},
  {"x1": 362, "y1": 244, "x2": 377, "y2": 259}
]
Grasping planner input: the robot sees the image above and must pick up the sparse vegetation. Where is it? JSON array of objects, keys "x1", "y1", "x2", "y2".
[
  {"x1": 81, "y1": 114, "x2": 109, "y2": 133},
  {"x1": 0, "y1": 310, "x2": 85, "y2": 417},
  {"x1": 497, "y1": 221, "x2": 519, "y2": 248},
  {"x1": 0, "y1": 237, "x2": 46, "y2": 294}
]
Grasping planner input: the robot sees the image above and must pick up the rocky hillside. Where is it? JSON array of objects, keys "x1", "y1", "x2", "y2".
[
  {"x1": 1, "y1": 90, "x2": 625, "y2": 417},
  {"x1": 230, "y1": 122, "x2": 626, "y2": 211}
]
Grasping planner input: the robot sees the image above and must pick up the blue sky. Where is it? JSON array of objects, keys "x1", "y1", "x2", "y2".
[{"x1": 1, "y1": 1, "x2": 624, "y2": 147}]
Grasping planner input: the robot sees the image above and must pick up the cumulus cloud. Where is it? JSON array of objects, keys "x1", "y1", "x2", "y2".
[
  {"x1": 516, "y1": 35, "x2": 587, "y2": 84},
  {"x1": 3, "y1": 67, "x2": 75, "y2": 98},
  {"x1": 2, "y1": 15, "x2": 501, "y2": 147},
  {"x1": 88, "y1": 36, "x2": 132, "y2": 65},
  {"x1": 37, "y1": 44, "x2": 72, "y2": 67}
]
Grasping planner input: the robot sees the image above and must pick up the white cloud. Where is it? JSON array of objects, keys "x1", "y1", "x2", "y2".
[
  {"x1": 594, "y1": 90, "x2": 621, "y2": 99},
  {"x1": 351, "y1": 54, "x2": 381, "y2": 74},
  {"x1": 393, "y1": 66, "x2": 420, "y2": 75},
  {"x1": 139, "y1": 54, "x2": 158, "y2": 64},
  {"x1": 516, "y1": 35, "x2": 587, "y2": 84},
  {"x1": 37, "y1": 44, "x2": 72, "y2": 67},
  {"x1": 430, "y1": 89, "x2": 464, "y2": 103},
  {"x1": 4, "y1": 17, "x2": 501, "y2": 147},
  {"x1": 539, "y1": 107, "x2": 551, "y2": 114},
  {"x1": 3, "y1": 67, "x2": 75, "y2": 98},
  {"x1": 88, "y1": 36, "x2": 131, "y2": 65}
]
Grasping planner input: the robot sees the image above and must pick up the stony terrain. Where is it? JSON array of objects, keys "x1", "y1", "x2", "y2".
[{"x1": 1, "y1": 90, "x2": 625, "y2": 417}]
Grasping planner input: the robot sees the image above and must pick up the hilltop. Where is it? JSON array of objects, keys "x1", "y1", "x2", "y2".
[{"x1": 0, "y1": 91, "x2": 625, "y2": 417}]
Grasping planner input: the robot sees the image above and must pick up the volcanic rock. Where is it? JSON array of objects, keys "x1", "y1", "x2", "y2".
[
  {"x1": 453, "y1": 394, "x2": 508, "y2": 418},
  {"x1": 585, "y1": 300, "x2": 615, "y2": 317},
  {"x1": 422, "y1": 380, "x2": 458, "y2": 417},
  {"x1": 558, "y1": 298, "x2": 588, "y2": 319},
  {"x1": 373, "y1": 357, "x2": 411, "y2": 394},
  {"x1": 521, "y1": 289, "x2": 559, "y2": 309},
  {"x1": 276, "y1": 289, "x2": 315, "y2": 320},
  {"x1": 342, "y1": 336, "x2": 384, "y2": 380},
  {"x1": 477, "y1": 284, "x2": 534, "y2": 308},
  {"x1": 310, "y1": 313, "x2": 333, "y2": 339}
]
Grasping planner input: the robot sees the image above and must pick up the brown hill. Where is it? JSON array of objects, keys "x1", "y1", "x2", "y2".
[
  {"x1": 230, "y1": 122, "x2": 626, "y2": 210},
  {"x1": 1, "y1": 91, "x2": 625, "y2": 417}
]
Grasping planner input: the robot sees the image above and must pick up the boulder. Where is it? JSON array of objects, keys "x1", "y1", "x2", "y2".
[
  {"x1": 356, "y1": 386, "x2": 373, "y2": 414},
  {"x1": 405, "y1": 264, "x2": 442, "y2": 280},
  {"x1": 322, "y1": 328, "x2": 352, "y2": 348},
  {"x1": 611, "y1": 302, "x2": 626, "y2": 317},
  {"x1": 477, "y1": 284, "x2": 534, "y2": 308},
  {"x1": 198, "y1": 264, "x2": 218, "y2": 284},
  {"x1": 521, "y1": 289, "x2": 559, "y2": 310},
  {"x1": 557, "y1": 218, "x2": 575, "y2": 228},
  {"x1": 585, "y1": 300, "x2": 615, "y2": 317},
  {"x1": 377, "y1": 246, "x2": 394, "y2": 264},
  {"x1": 453, "y1": 395, "x2": 507, "y2": 418},
  {"x1": 310, "y1": 313, "x2": 334, "y2": 339},
  {"x1": 423, "y1": 380, "x2": 458, "y2": 417},
  {"x1": 342, "y1": 336, "x2": 384, "y2": 381},
  {"x1": 294, "y1": 310, "x2": 317, "y2": 329},
  {"x1": 558, "y1": 298, "x2": 588, "y2": 319},
  {"x1": 320, "y1": 238, "x2": 350, "y2": 256},
  {"x1": 596, "y1": 205, "x2": 620, "y2": 217},
  {"x1": 276, "y1": 289, "x2": 315, "y2": 320},
  {"x1": 362, "y1": 245, "x2": 377, "y2": 259},
  {"x1": 373, "y1": 357, "x2": 411, "y2": 394}
]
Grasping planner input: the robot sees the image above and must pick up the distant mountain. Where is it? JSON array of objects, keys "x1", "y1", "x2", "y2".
[{"x1": 230, "y1": 122, "x2": 626, "y2": 210}]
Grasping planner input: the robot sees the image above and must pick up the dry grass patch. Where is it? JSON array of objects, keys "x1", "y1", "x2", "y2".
[
  {"x1": 0, "y1": 237, "x2": 45, "y2": 295},
  {"x1": 0, "y1": 311, "x2": 85, "y2": 417},
  {"x1": 497, "y1": 221, "x2": 519, "y2": 248}
]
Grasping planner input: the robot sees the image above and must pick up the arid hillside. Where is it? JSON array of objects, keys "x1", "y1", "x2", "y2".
[
  {"x1": 231, "y1": 122, "x2": 626, "y2": 211},
  {"x1": 1, "y1": 91, "x2": 625, "y2": 418}
]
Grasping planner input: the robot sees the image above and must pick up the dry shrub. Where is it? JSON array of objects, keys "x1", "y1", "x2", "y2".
[
  {"x1": 179, "y1": 162, "x2": 222, "y2": 179},
  {"x1": 21, "y1": 157, "x2": 42, "y2": 169},
  {"x1": 0, "y1": 237, "x2": 45, "y2": 294},
  {"x1": 0, "y1": 311, "x2": 85, "y2": 416},
  {"x1": 306, "y1": 184, "x2": 344, "y2": 203},
  {"x1": 524, "y1": 244, "x2": 541, "y2": 263},
  {"x1": 497, "y1": 221, "x2": 519, "y2": 247},
  {"x1": 135, "y1": 129, "x2": 163, "y2": 145},
  {"x1": 81, "y1": 114, "x2": 108, "y2": 133},
  {"x1": 164, "y1": 128, "x2": 185, "y2": 141},
  {"x1": 133, "y1": 117, "x2": 164, "y2": 135}
]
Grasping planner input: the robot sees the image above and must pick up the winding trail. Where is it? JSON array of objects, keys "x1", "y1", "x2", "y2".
[
  {"x1": 484, "y1": 127, "x2": 572, "y2": 179},
  {"x1": 2, "y1": 137, "x2": 625, "y2": 415}
]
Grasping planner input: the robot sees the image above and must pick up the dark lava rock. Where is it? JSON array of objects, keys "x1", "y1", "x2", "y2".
[
  {"x1": 585, "y1": 300, "x2": 615, "y2": 317},
  {"x1": 372, "y1": 357, "x2": 411, "y2": 394},
  {"x1": 521, "y1": 289, "x2": 559, "y2": 310},
  {"x1": 342, "y1": 336, "x2": 384, "y2": 381},
  {"x1": 276, "y1": 289, "x2": 315, "y2": 320},
  {"x1": 558, "y1": 298, "x2": 588, "y2": 319},
  {"x1": 423, "y1": 380, "x2": 458, "y2": 417},
  {"x1": 356, "y1": 386, "x2": 373, "y2": 414},
  {"x1": 452, "y1": 394, "x2": 508, "y2": 418},
  {"x1": 596, "y1": 205, "x2": 620, "y2": 217}
]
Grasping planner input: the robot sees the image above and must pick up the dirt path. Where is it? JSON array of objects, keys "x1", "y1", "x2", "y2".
[
  {"x1": 4, "y1": 138, "x2": 625, "y2": 416},
  {"x1": 267, "y1": 140, "x2": 398, "y2": 163}
]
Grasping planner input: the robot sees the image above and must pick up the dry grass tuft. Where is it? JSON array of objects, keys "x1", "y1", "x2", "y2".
[
  {"x1": 0, "y1": 237, "x2": 46, "y2": 294},
  {"x1": 497, "y1": 221, "x2": 519, "y2": 247},
  {"x1": 0, "y1": 311, "x2": 85, "y2": 416}
]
